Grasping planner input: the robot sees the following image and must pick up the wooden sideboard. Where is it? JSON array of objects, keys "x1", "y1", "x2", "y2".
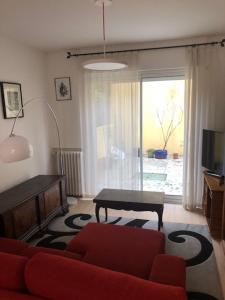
[
  {"x1": 0, "y1": 175, "x2": 68, "y2": 240},
  {"x1": 203, "y1": 173, "x2": 225, "y2": 241}
]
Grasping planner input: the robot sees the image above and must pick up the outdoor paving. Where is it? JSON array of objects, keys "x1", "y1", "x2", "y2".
[{"x1": 142, "y1": 156, "x2": 183, "y2": 195}]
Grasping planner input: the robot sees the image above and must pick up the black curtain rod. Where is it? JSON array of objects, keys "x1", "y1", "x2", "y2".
[{"x1": 66, "y1": 38, "x2": 225, "y2": 59}]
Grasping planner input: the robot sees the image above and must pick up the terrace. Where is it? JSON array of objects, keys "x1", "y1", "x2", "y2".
[
  {"x1": 142, "y1": 156, "x2": 183, "y2": 196},
  {"x1": 142, "y1": 79, "x2": 184, "y2": 197}
]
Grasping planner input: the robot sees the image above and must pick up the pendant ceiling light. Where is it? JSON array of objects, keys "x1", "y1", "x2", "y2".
[{"x1": 83, "y1": 0, "x2": 127, "y2": 71}]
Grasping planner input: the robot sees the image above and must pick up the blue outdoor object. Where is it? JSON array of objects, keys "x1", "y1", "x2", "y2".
[{"x1": 154, "y1": 149, "x2": 168, "y2": 159}]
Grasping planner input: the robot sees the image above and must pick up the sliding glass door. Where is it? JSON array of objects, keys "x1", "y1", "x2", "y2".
[
  {"x1": 81, "y1": 69, "x2": 185, "y2": 200},
  {"x1": 140, "y1": 76, "x2": 185, "y2": 202}
]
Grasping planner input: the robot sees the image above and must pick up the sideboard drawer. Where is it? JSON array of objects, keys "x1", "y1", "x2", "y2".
[
  {"x1": 12, "y1": 198, "x2": 38, "y2": 238},
  {"x1": 0, "y1": 175, "x2": 68, "y2": 240},
  {"x1": 43, "y1": 184, "x2": 61, "y2": 218}
]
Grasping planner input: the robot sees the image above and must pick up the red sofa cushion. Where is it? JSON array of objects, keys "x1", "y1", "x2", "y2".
[
  {"x1": 22, "y1": 246, "x2": 82, "y2": 260},
  {"x1": 0, "y1": 238, "x2": 28, "y2": 255},
  {"x1": 0, "y1": 252, "x2": 28, "y2": 291},
  {"x1": 67, "y1": 222, "x2": 165, "y2": 279},
  {"x1": 25, "y1": 253, "x2": 187, "y2": 300},
  {"x1": 150, "y1": 254, "x2": 186, "y2": 288},
  {"x1": 0, "y1": 289, "x2": 44, "y2": 300}
]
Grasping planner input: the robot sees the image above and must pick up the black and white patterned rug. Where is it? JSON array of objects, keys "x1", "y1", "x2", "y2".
[{"x1": 28, "y1": 213, "x2": 223, "y2": 300}]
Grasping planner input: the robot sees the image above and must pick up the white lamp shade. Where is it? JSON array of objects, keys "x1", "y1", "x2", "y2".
[
  {"x1": 83, "y1": 58, "x2": 128, "y2": 71},
  {"x1": 0, "y1": 135, "x2": 33, "y2": 163}
]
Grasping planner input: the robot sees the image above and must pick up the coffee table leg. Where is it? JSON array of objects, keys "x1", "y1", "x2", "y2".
[
  {"x1": 105, "y1": 208, "x2": 108, "y2": 222},
  {"x1": 95, "y1": 204, "x2": 100, "y2": 223},
  {"x1": 157, "y1": 206, "x2": 164, "y2": 231}
]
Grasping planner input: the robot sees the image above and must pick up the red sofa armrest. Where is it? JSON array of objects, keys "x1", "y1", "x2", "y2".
[{"x1": 150, "y1": 254, "x2": 186, "y2": 288}]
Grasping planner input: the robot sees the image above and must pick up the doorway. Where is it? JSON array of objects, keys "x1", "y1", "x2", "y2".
[{"x1": 140, "y1": 77, "x2": 185, "y2": 201}]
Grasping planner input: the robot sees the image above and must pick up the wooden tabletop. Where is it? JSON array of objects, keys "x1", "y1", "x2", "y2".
[
  {"x1": 94, "y1": 188, "x2": 164, "y2": 205},
  {"x1": 204, "y1": 174, "x2": 224, "y2": 192},
  {"x1": 0, "y1": 175, "x2": 65, "y2": 213}
]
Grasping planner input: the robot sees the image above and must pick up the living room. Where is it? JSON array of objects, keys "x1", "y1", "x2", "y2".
[{"x1": 0, "y1": 1, "x2": 224, "y2": 300}]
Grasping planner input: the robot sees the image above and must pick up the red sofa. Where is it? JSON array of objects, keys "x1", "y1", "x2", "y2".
[{"x1": 0, "y1": 223, "x2": 187, "y2": 300}]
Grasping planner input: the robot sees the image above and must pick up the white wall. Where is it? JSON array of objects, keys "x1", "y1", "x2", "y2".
[
  {"x1": 46, "y1": 52, "x2": 81, "y2": 149},
  {"x1": 46, "y1": 35, "x2": 225, "y2": 151},
  {"x1": 0, "y1": 35, "x2": 51, "y2": 192},
  {"x1": 46, "y1": 44, "x2": 187, "y2": 149}
]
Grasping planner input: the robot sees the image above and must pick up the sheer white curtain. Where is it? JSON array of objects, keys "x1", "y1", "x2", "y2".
[
  {"x1": 79, "y1": 54, "x2": 140, "y2": 197},
  {"x1": 183, "y1": 46, "x2": 225, "y2": 210}
]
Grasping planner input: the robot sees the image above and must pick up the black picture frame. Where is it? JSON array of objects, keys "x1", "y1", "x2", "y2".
[
  {"x1": 0, "y1": 82, "x2": 24, "y2": 119},
  {"x1": 54, "y1": 77, "x2": 72, "y2": 101}
]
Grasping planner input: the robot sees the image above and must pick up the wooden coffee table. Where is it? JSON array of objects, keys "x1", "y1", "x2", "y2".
[{"x1": 93, "y1": 189, "x2": 164, "y2": 231}]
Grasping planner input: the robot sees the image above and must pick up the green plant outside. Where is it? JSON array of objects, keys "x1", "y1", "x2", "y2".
[{"x1": 146, "y1": 148, "x2": 155, "y2": 158}]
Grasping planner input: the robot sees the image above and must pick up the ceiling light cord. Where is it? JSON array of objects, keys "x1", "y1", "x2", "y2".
[
  {"x1": 102, "y1": 2, "x2": 106, "y2": 58},
  {"x1": 81, "y1": 0, "x2": 127, "y2": 71}
]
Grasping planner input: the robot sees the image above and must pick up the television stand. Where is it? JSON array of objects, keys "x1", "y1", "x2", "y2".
[
  {"x1": 204, "y1": 171, "x2": 224, "y2": 185},
  {"x1": 203, "y1": 173, "x2": 224, "y2": 239}
]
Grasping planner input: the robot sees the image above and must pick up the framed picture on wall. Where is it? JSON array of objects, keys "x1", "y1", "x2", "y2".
[
  {"x1": 54, "y1": 77, "x2": 72, "y2": 101},
  {"x1": 0, "y1": 82, "x2": 24, "y2": 119}
]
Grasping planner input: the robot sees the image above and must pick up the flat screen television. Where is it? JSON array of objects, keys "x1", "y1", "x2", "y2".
[{"x1": 202, "y1": 129, "x2": 225, "y2": 176}]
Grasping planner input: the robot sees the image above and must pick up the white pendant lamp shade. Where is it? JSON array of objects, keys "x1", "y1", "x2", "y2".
[
  {"x1": 0, "y1": 135, "x2": 33, "y2": 163},
  {"x1": 83, "y1": 0, "x2": 128, "y2": 71},
  {"x1": 83, "y1": 58, "x2": 127, "y2": 71}
]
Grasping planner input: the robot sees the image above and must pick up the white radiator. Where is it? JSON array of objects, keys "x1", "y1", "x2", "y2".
[{"x1": 55, "y1": 149, "x2": 83, "y2": 197}]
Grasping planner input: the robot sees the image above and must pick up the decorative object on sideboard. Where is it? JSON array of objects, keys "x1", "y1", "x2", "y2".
[
  {"x1": 82, "y1": 0, "x2": 127, "y2": 71},
  {"x1": 0, "y1": 82, "x2": 24, "y2": 119},
  {"x1": 54, "y1": 77, "x2": 72, "y2": 101}
]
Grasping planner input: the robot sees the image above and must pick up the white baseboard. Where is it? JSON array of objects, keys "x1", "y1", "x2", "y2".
[
  {"x1": 164, "y1": 195, "x2": 182, "y2": 204},
  {"x1": 67, "y1": 197, "x2": 78, "y2": 206}
]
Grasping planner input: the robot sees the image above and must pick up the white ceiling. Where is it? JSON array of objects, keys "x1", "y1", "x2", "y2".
[{"x1": 0, "y1": 0, "x2": 225, "y2": 52}]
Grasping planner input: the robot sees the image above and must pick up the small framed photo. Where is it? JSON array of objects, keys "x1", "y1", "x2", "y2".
[
  {"x1": 0, "y1": 82, "x2": 24, "y2": 119},
  {"x1": 54, "y1": 77, "x2": 72, "y2": 101}
]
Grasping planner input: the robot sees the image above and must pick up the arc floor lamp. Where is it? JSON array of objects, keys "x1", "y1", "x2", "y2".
[{"x1": 0, "y1": 97, "x2": 63, "y2": 175}]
